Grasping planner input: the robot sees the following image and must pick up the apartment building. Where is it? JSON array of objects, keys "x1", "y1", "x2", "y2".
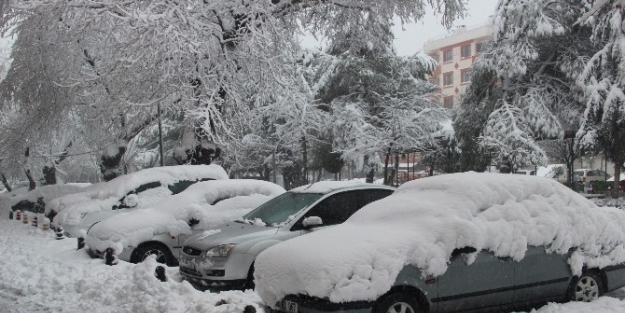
[{"x1": 423, "y1": 21, "x2": 494, "y2": 109}]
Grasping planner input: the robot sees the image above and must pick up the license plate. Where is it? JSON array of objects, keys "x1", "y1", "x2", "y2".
[
  {"x1": 281, "y1": 300, "x2": 298, "y2": 313},
  {"x1": 179, "y1": 257, "x2": 195, "y2": 269}
]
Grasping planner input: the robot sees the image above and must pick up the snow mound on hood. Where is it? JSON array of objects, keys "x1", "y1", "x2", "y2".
[
  {"x1": 50, "y1": 165, "x2": 229, "y2": 226},
  {"x1": 86, "y1": 179, "x2": 285, "y2": 253},
  {"x1": 255, "y1": 172, "x2": 625, "y2": 305}
]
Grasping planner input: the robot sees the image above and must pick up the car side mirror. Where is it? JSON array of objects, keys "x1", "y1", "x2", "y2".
[
  {"x1": 302, "y1": 216, "x2": 323, "y2": 229},
  {"x1": 452, "y1": 246, "x2": 477, "y2": 257}
]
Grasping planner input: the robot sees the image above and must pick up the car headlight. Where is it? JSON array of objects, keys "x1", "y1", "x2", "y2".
[{"x1": 205, "y1": 244, "x2": 236, "y2": 259}]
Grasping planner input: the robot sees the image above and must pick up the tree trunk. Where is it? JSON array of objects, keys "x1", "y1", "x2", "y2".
[
  {"x1": 316, "y1": 168, "x2": 323, "y2": 182},
  {"x1": 383, "y1": 145, "x2": 392, "y2": 185},
  {"x1": 393, "y1": 152, "x2": 400, "y2": 186},
  {"x1": 613, "y1": 163, "x2": 621, "y2": 199},
  {"x1": 1, "y1": 173, "x2": 11, "y2": 192},
  {"x1": 301, "y1": 136, "x2": 308, "y2": 184},
  {"x1": 25, "y1": 169, "x2": 36, "y2": 191}
]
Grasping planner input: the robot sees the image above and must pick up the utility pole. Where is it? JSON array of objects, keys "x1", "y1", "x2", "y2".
[{"x1": 157, "y1": 102, "x2": 164, "y2": 167}]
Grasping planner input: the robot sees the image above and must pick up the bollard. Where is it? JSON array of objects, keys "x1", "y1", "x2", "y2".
[
  {"x1": 8, "y1": 211, "x2": 13, "y2": 220},
  {"x1": 55, "y1": 226, "x2": 65, "y2": 240},
  {"x1": 77, "y1": 237, "x2": 85, "y2": 250},
  {"x1": 155, "y1": 266, "x2": 167, "y2": 282},
  {"x1": 32, "y1": 215, "x2": 38, "y2": 228},
  {"x1": 15, "y1": 210, "x2": 21, "y2": 221},
  {"x1": 22, "y1": 211, "x2": 28, "y2": 224},
  {"x1": 104, "y1": 248, "x2": 118, "y2": 266},
  {"x1": 42, "y1": 218, "x2": 50, "y2": 231}
]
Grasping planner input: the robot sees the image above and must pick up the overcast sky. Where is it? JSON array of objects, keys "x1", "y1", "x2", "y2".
[
  {"x1": 300, "y1": 0, "x2": 500, "y2": 56},
  {"x1": 393, "y1": 0, "x2": 500, "y2": 56}
]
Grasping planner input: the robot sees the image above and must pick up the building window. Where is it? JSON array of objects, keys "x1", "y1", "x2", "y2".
[
  {"x1": 443, "y1": 72, "x2": 453, "y2": 86},
  {"x1": 443, "y1": 49, "x2": 453, "y2": 62},
  {"x1": 429, "y1": 77, "x2": 439, "y2": 86},
  {"x1": 476, "y1": 42, "x2": 485, "y2": 53},
  {"x1": 461, "y1": 45, "x2": 471, "y2": 58},
  {"x1": 461, "y1": 69, "x2": 471, "y2": 83},
  {"x1": 443, "y1": 96, "x2": 454, "y2": 109}
]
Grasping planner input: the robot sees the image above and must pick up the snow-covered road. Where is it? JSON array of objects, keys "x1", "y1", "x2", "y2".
[{"x1": 1, "y1": 215, "x2": 625, "y2": 313}]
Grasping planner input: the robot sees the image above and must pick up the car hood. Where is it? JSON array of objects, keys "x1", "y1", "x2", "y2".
[{"x1": 184, "y1": 222, "x2": 280, "y2": 250}]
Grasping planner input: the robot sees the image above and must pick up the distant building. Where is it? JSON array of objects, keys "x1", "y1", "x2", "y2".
[{"x1": 423, "y1": 20, "x2": 494, "y2": 109}]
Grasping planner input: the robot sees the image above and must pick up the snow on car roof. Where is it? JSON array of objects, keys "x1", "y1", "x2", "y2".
[
  {"x1": 536, "y1": 164, "x2": 565, "y2": 178},
  {"x1": 9, "y1": 183, "x2": 91, "y2": 210},
  {"x1": 49, "y1": 165, "x2": 229, "y2": 226},
  {"x1": 255, "y1": 172, "x2": 625, "y2": 305},
  {"x1": 85, "y1": 179, "x2": 285, "y2": 253},
  {"x1": 290, "y1": 180, "x2": 391, "y2": 194}
]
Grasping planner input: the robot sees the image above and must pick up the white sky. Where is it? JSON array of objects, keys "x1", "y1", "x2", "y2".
[
  {"x1": 393, "y1": 0, "x2": 500, "y2": 55},
  {"x1": 300, "y1": 0, "x2": 500, "y2": 56}
]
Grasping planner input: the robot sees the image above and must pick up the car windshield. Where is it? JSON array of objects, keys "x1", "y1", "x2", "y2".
[
  {"x1": 240, "y1": 192, "x2": 323, "y2": 226},
  {"x1": 573, "y1": 171, "x2": 583, "y2": 181}
]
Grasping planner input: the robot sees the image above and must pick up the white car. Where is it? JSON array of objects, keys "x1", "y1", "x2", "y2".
[
  {"x1": 573, "y1": 168, "x2": 609, "y2": 182},
  {"x1": 85, "y1": 179, "x2": 285, "y2": 265},
  {"x1": 48, "y1": 164, "x2": 229, "y2": 238}
]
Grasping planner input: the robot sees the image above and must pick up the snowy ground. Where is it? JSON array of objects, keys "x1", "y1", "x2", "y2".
[{"x1": 2, "y1": 214, "x2": 625, "y2": 312}]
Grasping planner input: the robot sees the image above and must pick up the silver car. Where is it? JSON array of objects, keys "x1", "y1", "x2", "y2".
[{"x1": 179, "y1": 182, "x2": 395, "y2": 290}]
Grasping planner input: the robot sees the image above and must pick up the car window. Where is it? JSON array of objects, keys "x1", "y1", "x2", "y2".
[
  {"x1": 357, "y1": 189, "x2": 393, "y2": 208},
  {"x1": 293, "y1": 191, "x2": 360, "y2": 230},
  {"x1": 113, "y1": 182, "x2": 170, "y2": 210},
  {"x1": 573, "y1": 171, "x2": 583, "y2": 181},
  {"x1": 240, "y1": 192, "x2": 323, "y2": 226},
  {"x1": 132, "y1": 181, "x2": 162, "y2": 195},
  {"x1": 168, "y1": 178, "x2": 214, "y2": 195}
]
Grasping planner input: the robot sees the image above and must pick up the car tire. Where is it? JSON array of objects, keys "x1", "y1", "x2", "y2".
[
  {"x1": 131, "y1": 243, "x2": 176, "y2": 266},
  {"x1": 374, "y1": 291, "x2": 423, "y2": 313},
  {"x1": 568, "y1": 271, "x2": 603, "y2": 302}
]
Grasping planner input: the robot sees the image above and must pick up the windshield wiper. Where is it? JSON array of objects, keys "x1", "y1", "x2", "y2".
[{"x1": 234, "y1": 218, "x2": 255, "y2": 225}]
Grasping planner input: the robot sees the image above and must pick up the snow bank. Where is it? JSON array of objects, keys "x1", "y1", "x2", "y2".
[
  {"x1": 86, "y1": 179, "x2": 285, "y2": 254},
  {"x1": 255, "y1": 172, "x2": 625, "y2": 305},
  {"x1": 50, "y1": 165, "x2": 229, "y2": 226},
  {"x1": 0, "y1": 220, "x2": 263, "y2": 313},
  {"x1": 529, "y1": 297, "x2": 625, "y2": 313}
]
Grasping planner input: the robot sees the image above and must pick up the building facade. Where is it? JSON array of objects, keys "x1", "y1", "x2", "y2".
[{"x1": 423, "y1": 21, "x2": 494, "y2": 109}]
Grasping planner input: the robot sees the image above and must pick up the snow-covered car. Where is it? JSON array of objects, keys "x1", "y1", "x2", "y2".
[
  {"x1": 179, "y1": 181, "x2": 395, "y2": 290},
  {"x1": 85, "y1": 179, "x2": 285, "y2": 266},
  {"x1": 9, "y1": 183, "x2": 90, "y2": 213},
  {"x1": 255, "y1": 173, "x2": 625, "y2": 313},
  {"x1": 573, "y1": 168, "x2": 609, "y2": 183},
  {"x1": 537, "y1": 164, "x2": 567, "y2": 183},
  {"x1": 48, "y1": 164, "x2": 229, "y2": 238}
]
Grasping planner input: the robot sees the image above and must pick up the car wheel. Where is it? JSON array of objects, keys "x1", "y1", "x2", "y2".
[
  {"x1": 568, "y1": 271, "x2": 603, "y2": 302},
  {"x1": 131, "y1": 243, "x2": 175, "y2": 266},
  {"x1": 374, "y1": 291, "x2": 422, "y2": 313}
]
